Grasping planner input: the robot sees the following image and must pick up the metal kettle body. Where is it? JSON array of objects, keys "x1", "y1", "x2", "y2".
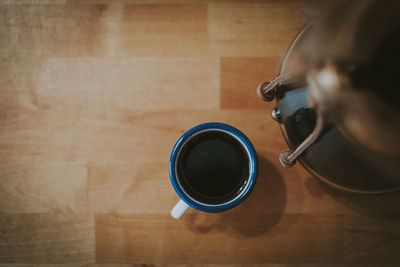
[{"x1": 258, "y1": 20, "x2": 400, "y2": 193}]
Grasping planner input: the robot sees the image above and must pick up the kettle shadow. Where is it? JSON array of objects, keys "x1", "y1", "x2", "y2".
[
  {"x1": 305, "y1": 176, "x2": 400, "y2": 220},
  {"x1": 184, "y1": 156, "x2": 287, "y2": 238}
]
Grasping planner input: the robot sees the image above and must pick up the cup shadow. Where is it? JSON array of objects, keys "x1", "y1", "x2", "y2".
[{"x1": 184, "y1": 156, "x2": 287, "y2": 238}]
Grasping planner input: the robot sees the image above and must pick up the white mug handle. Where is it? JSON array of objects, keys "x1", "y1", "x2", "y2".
[{"x1": 170, "y1": 199, "x2": 190, "y2": 219}]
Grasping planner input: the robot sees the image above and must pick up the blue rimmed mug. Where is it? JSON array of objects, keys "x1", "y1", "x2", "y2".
[{"x1": 169, "y1": 122, "x2": 258, "y2": 219}]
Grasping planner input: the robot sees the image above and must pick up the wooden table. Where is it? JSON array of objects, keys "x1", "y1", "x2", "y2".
[{"x1": 1, "y1": 1, "x2": 399, "y2": 265}]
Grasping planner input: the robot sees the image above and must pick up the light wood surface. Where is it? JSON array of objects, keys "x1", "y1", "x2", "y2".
[{"x1": 1, "y1": 1, "x2": 400, "y2": 265}]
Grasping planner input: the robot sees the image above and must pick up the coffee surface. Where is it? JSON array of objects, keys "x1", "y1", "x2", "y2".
[{"x1": 176, "y1": 131, "x2": 249, "y2": 204}]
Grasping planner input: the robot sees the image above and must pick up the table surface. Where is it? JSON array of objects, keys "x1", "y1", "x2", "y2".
[{"x1": 1, "y1": 1, "x2": 400, "y2": 265}]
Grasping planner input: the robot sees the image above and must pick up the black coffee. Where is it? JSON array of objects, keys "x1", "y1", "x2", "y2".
[{"x1": 176, "y1": 130, "x2": 250, "y2": 204}]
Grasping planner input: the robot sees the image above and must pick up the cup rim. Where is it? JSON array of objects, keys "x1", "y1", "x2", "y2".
[{"x1": 169, "y1": 122, "x2": 258, "y2": 213}]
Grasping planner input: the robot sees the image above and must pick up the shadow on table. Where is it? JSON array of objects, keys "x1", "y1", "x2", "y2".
[
  {"x1": 305, "y1": 176, "x2": 400, "y2": 220},
  {"x1": 184, "y1": 156, "x2": 287, "y2": 238}
]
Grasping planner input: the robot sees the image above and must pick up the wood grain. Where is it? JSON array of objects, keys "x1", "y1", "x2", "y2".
[
  {"x1": 0, "y1": 1, "x2": 399, "y2": 265},
  {"x1": 35, "y1": 57, "x2": 220, "y2": 110},
  {"x1": 208, "y1": 3, "x2": 306, "y2": 56},
  {"x1": 0, "y1": 213, "x2": 94, "y2": 263},
  {"x1": 220, "y1": 57, "x2": 281, "y2": 109},
  {"x1": 0, "y1": 265, "x2": 355, "y2": 267},
  {"x1": 345, "y1": 213, "x2": 400, "y2": 264},
  {"x1": 0, "y1": 5, "x2": 109, "y2": 58},
  {"x1": 119, "y1": 4, "x2": 208, "y2": 57},
  {"x1": 95, "y1": 213, "x2": 344, "y2": 264},
  {"x1": 0, "y1": 159, "x2": 87, "y2": 213}
]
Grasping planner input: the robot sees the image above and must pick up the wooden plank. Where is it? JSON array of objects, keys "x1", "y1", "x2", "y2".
[
  {"x1": 0, "y1": 5, "x2": 109, "y2": 58},
  {"x1": 208, "y1": 3, "x2": 306, "y2": 57},
  {"x1": 34, "y1": 57, "x2": 219, "y2": 111},
  {"x1": 0, "y1": 264, "x2": 348, "y2": 267},
  {"x1": 0, "y1": 213, "x2": 94, "y2": 263},
  {"x1": 88, "y1": 161, "x2": 174, "y2": 214},
  {"x1": 0, "y1": 108, "x2": 282, "y2": 163},
  {"x1": 0, "y1": 2, "x2": 304, "y2": 57},
  {"x1": 0, "y1": 264, "x2": 140, "y2": 267},
  {"x1": 220, "y1": 57, "x2": 280, "y2": 109},
  {"x1": 0, "y1": 3, "x2": 208, "y2": 57},
  {"x1": 118, "y1": 4, "x2": 209, "y2": 57},
  {"x1": 0, "y1": 264, "x2": 395, "y2": 267},
  {"x1": 0, "y1": 159, "x2": 87, "y2": 213},
  {"x1": 345, "y1": 212, "x2": 400, "y2": 264},
  {"x1": 0, "y1": 0, "x2": 66, "y2": 4},
  {"x1": 343, "y1": 193, "x2": 400, "y2": 264},
  {"x1": 0, "y1": 59, "x2": 46, "y2": 122},
  {"x1": 95, "y1": 213, "x2": 344, "y2": 264},
  {"x1": 67, "y1": 0, "x2": 305, "y2": 4}
]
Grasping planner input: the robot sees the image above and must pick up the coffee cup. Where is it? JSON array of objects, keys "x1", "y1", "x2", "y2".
[{"x1": 169, "y1": 122, "x2": 257, "y2": 219}]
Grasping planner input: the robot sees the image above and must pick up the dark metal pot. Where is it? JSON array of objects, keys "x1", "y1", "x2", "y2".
[{"x1": 258, "y1": 22, "x2": 400, "y2": 193}]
